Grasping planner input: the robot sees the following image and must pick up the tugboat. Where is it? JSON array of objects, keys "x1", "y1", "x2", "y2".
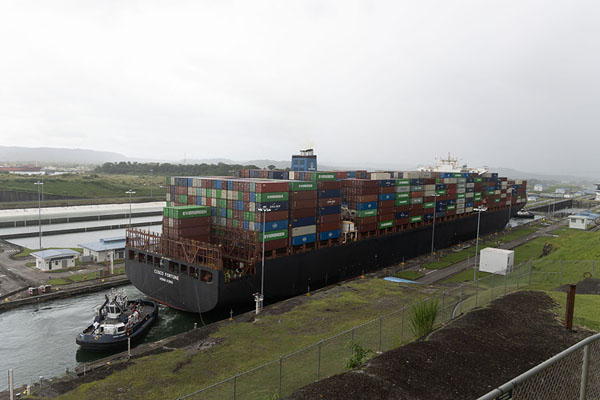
[
  {"x1": 76, "y1": 289, "x2": 158, "y2": 352},
  {"x1": 515, "y1": 210, "x2": 535, "y2": 219}
]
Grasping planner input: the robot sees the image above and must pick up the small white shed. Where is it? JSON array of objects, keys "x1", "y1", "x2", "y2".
[
  {"x1": 479, "y1": 248, "x2": 514, "y2": 275},
  {"x1": 569, "y1": 215, "x2": 590, "y2": 230},
  {"x1": 79, "y1": 236, "x2": 126, "y2": 262},
  {"x1": 31, "y1": 249, "x2": 79, "y2": 271}
]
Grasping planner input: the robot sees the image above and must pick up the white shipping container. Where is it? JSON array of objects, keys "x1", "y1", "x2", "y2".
[
  {"x1": 479, "y1": 248, "x2": 514, "y2": 275},
  {"x1": 404, "y1": 171, "x2": 422, "y2": 179},
  {"x1": 443, "y1": 178, "x2": 458, "y2": 184},
  {"x1": 457, "y1": 183, "x2": 466, "y2": 189},
  {"x1": 456, "y1": 198, "x2": 466, "y2": 204},
  {"x1": 341, "y1": 221, "x2": 355, "y2": 233},
  {"x1": 515, "y1": 179, "x2": 523, "y2": 184},
  {"x1": 424, "y1": 184, "x2": 436, "y2": 191},
  {"x1": 495, "y1": 190, "x2": 501, "y2": 195},
  {"x1": 371, "y1": 172, "x2": 391, "y2": 180},
  {"x1": 424, "y1": 190, "x2": 436, "y2": 197},
  {"x1": 466, "y1": 192, "x2": 474, "y2": 198},
  {"x1": 292, "y1": 225, "x2": 317, "y2": 236},
  {"x1": 421, "y1": 172, "x2": 433, "y2": 178},
  {"x1": 457, "y1": 188, "x2": 466, "y2": 193},
  {"x1": 466, "y1": 182, "x2": 475, "y2": 188},
  {"x1": 501, "y1": 193, "x2": 507, "y2": 198},
  {"x1": 395, "y1": 186, "x2": 410, "y2": 193},
  {"x1": 466, "y1": 207, "x2": 474, "y2": 212}
]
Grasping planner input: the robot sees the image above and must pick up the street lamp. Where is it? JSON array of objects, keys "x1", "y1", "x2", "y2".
[
  {"x1": 255, "y1": 206, "x2": 272, "y2": 314},
  {"x1": 473, "y1": 205, "x2": 487, "y2": 280},
  {"x1": 34, "y1": 181, "x2": 44, "y2": 250},
  {"x1": 125, "y1": 190, "x2": 136, "y2": 227},
  {"x1": 508, "y1": 187, "x2": 516, "y2": 220},
  {"x1": 430, "y1": 193, "x2": 439, "y2": 259}
]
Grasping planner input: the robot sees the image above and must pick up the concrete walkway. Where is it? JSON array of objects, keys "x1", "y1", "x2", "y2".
[{"x1": 417, "y1": 218, "x2": 567, "y2": 284}]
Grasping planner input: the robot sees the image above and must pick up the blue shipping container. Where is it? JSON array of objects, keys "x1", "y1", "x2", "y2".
[
  {"x1": 318, "y1": 205, "x2": 341, "y2": 215},
  {"x1": 356, "y1": 202, "x2": 377, "y2": 211},
  {"x1": 378, "y1": 179, "x2": 396, "y2": 187},
  {"x1": 379, "y1": 193, "x2": 395, "y2": 201},
  {"x1": 395, "y1": 211, "x2": 409, "y2": 219},
  {"x1": 292, "y1": 233, "x2": 316, "y2": 246},
  {"x1": 319, "y1": 229, "x2": 340, "y2": 241},
  {"x1": 318, "y1": 189, "x2": 341, "y2": 198},
  {"x1": 255, "y1": 219, "x2": 288, "y2": 232},
  {"x1": 291, "y1": 216, "x2": 317, "y2": 228}
]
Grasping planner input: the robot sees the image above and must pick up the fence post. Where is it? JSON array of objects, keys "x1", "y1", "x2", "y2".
[
  {"x1": 504, "y1": 268, "x2": 507, "y2": 295},
  {"x1": 528, "y1": 260, "x2": 532, "y2": 286},
  {"x1": 233, "y1": 374, "x2": 237, "y2": 400},
  {"x1": 279, "y1": 356, "x2": 283, "y2": 398},
  {"x1": 580, "y1": 344, "x2": 590, "y2": 400},
  {"x1": 378, "y1": 316, "x2": 383, "y2": 353},
  {"x1": 317, "y1": 340, "x2": 322, "y2": 381}
]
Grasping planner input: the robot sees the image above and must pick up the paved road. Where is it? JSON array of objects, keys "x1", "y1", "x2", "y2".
[{"x1": 417, "y1": 218, "x2": 567, "y2": 284}]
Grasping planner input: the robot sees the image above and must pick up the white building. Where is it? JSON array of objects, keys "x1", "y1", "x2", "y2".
[
  {"x1": 79, "y1": 237, "x2": 126, "y2": 262},
  {"x1": 533, "y1": 184, "x2": 546, "y2": 192},
  {"x1": 555, "y1": 188, "x2": 569, "y2": 194},
  {"x1": 479, "y1": 248, "x2": 514, "y2": 275},
  {"x1": 31, "y1": 249, "x2": 79, "y2": 271},
  {"x1": 569, "y1": 215, "x2": 591, "y2": 230}
]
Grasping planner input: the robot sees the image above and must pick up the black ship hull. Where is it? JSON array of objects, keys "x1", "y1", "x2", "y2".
[{"x1": 126, "y1": 205, "x2": 522, "y2": 313}]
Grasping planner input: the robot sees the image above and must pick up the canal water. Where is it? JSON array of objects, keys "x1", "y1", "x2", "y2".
[{"x1": 0, "y1": 284, "x2": 232, "y2": 391}]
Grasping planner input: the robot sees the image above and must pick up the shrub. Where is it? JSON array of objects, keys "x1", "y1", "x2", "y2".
[
  {"x1": 345, "y1": 342, "x2": 373, "y2": 370},
  {"x1": 409, "y1": 299, "x2": 440, "y2": 339}
]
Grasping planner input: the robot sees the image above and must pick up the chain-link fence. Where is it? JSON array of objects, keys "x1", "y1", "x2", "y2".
[
  {"x1": 478, "y1": 332, "x2": 600, "y2": 400},
  {"x1": 173, "y1": 259, "x2": 597, "y2": 400}
]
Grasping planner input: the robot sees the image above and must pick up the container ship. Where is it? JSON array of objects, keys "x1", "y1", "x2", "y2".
[{"x1": 125, "y1": 157, "x2": 527, "y2": 313}]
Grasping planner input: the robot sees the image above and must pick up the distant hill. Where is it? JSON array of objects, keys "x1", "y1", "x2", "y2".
[{"x1": 0, "y1": 146, "x2": 128, "y2": 165}]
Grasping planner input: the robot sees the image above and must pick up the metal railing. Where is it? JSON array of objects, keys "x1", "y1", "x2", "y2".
[
  {"x1": 174, "y1": 259, "x2": 599, "y2": 400},
  {"x1": 478, "y1": 333, "x2": 600, "y2": 400}
]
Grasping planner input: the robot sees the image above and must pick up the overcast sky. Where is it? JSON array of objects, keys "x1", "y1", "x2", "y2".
[{"x1": 1, "y1": 0, "x2": 599, "y2": 175}]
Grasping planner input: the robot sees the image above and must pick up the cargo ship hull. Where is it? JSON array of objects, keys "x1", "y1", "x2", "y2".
[{"x1": 126, "y1": 205, "x2": 521, "y2": 313}]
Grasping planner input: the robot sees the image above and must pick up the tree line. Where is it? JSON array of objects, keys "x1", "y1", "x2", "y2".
[{"x1": 94, "y1": 162, "x2": 260, "y2": 176}]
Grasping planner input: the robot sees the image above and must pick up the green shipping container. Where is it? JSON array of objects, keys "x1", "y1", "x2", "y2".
[
  {"x1": 311, "y1": 172, "x2": 337, "y2": 181},
  {"x1": 259, "y1": 229, "x2": 289, "y2": 242},
  {"x1": 410, "y1": 197, "x2": 423, "y2": 204},
  {"x1": 178, "y1": 195, "x2": 188, "y2": 204},
  {"x1": 457, "y1": 193, "x2": 466, "y2": 199},
  {"x1": 163, "y1": 207, "x2": 169, "y2": 217},
  {"x1": 396, "y1": 193, "x2": 410, "y2": 199},
  {"x1": 395, "y1": 199, "x2": 410, "y2": 206},
  {"x1": 378, "y1": 220, "x2": 394, "y2": 229},
  {"x1": 243, "y1": 211, "x2": 255, "y2": 221},
  {"x1": 436, "y1": 189, "x2": 447, "y2": 196},
  {"x1": 227, "y1": 209, "x2": 233, "y2": 219},
  {"x1": 289, "y1": 181, "x2": 317, "y2": 191},
  {"x1": 486, "y1": 190, "x2": 495, "y2": 195},
  {"x1": 494, "y1": 198, "x2": 501, "y2": 203},
  {"x1": 206, "y1": 188, "x2": 212, "y2": 197},
  {"x1": 410, "y1": 215, "x2": 423, "y2": 223},
  {"x1": 423, "y1": 202, "x2": 435, "y2": 209},
  {"x1": 357, "y1": 209, "x2": 378, "y2": 217},
  {"x1": 256, "y1": 192, "x2": 289, "y2": 202},
  {"x1": 447, "y1": 204, "x2": 456, "y2": 211},
  {"x1": 395, "y1": 179, "x2": 410, "y2": 186},
  {"x1": 232, "y1": 220, "x2": 239, "y2": 228},
  {"x1": 453, "y1": 173, "x2": 462, "y2": 178},
  {"x1": 410, "y1": 185, "x2": 424, "y2": 192},
  {"x1": 171, "y1": 205, "x2": 211, "y2": 219},
  {"x1": 474, "y1": 177, "x2": 483, "y2": 183}
]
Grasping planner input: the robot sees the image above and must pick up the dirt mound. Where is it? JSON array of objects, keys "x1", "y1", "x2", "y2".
[
  {"x1": 555, "y1": 278, "x2": 600, "y2": 295},
  {"x1": 288, "y1": 291, "x2": 592, "y2": 400}
]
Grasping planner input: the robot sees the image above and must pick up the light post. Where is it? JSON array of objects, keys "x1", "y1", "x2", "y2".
[
  {"x1": 508, "y1": 187, "x2": 515, "y2": 220},
  {"x1": 430, "y1": 193, "x2": 439, "y2": 259},
  {"x1": 125, "y1": 190, "x2": 136, "y2": 227},
  {"x1": 34, "y1": 181, "x2": 44, "y2": 250},
  {"x1": 473, "y1": 205, "x2": 487, "y2": 280},
  {"x1": 256, "y1": 206, "x2": 271, "y2": 314}
]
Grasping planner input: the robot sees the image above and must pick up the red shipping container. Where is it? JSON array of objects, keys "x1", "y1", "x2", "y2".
[
  {"x1": 424, "y1": 178, "x2": 436, "y2": 184},
  {"x1": 356, "y1": 216, "x2": 377, "y2": 224},
  {"x1": 357, "y1": 223, "x2": 377, "y2": 232},
  {"x1": 256, "y1": 210, "x2": 289, "y2": 222},
  {"x1": 318, "y1": 181, "x2": 342, "y2": 190},
  {"x1": 318, "y1": 198, "x2": 341, "y2": 207},
  {"x1": 243, "y1": 192, "x2": 250, "y2": 202},
  {"x1": 409, "y1": 191, "x2": 424, "y2": 198},
  {"x1": 317, "y1": 214, "x2": 339, "y2": 224},
  {"x1": 410, "y1": 208, "x2": 424, "y2": 216},
  {"x1": 378, "y1": 186, "x2": 395, "y2": 194},
  {"x1": 410, "y1": 203, "x2": 424, "y2": 210},
  {"x1": 290, "y1": 199, "x2": 318, "y2": 209},
  {"x1": 395, "y1": 218, "x2": 410, "y2": 226},
  {"x1": 318, "y1": 221, "x2": 340, "y2": 232},
  {"x1": 423, "y1": 196, "x2": 435, "y2": 202},
  {"x1": 264, "y1": 238, "x2": 288, "y2": 251},
  {"x1": 342, "y1": 179, "x2": 378, "y2": 189},
  {"x1": 290, "y1": 191, "x2": 317, "y2": 200},
  {"x1": 394, "y1": 205, "x2": 410, "y2": 212},
  {"x1": 255, "y1": 182, "x2": 290, "y2": 193},
  {"x1": 378, "y1": 200, "x2": 394, "y2": 208},
  {"x1": 346, "y1": 194, "x2": 378, "y2": 203},
  {"x1": 378, "y1": 206, "x2": 394, "y2": 214},
  {"x1": 378, "y1": 213, "x2": 394, "y2": 221},
  {"x1": 289, "y1": 208, "x2": 317, "y2": 219},
  {"x1": 335, "y1": 171, "x2": 348, "y2": 179}
]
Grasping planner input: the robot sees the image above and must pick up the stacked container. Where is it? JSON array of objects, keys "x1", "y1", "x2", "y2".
[
  {"x1": 317, "y1": 181, "x2": 342, "y2": 241},
  {"x1": 289, "y1": 181, "x2": 318, "y2": 247},
  {"x1": 377, "y1": 179, "x2": 396, "y2": 229},
  {"x1": 342, "y1": 179, "x2": 379, "y2": 232},
  {"x1": 162, "y1": 205, "x2": 211, "y2": 242}
]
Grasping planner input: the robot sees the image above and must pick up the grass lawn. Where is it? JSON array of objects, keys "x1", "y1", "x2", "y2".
[
  {"x1": 442, "y1": 269, "x2": 491, "y2": 283},
  {"x1": 548, "y1": 291, "x2": 600, "y2": 332},
  {"x1": 395, "y1": 270, "x2": 425, "y2": 280}
]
